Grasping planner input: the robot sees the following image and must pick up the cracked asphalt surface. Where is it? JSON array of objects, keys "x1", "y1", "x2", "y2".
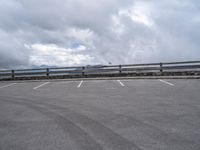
[{"x1": 0, "y1": 79, "x2": 200, "y2": 150}]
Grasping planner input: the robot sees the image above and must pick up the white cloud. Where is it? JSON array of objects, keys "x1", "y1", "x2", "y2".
[
  {"x1": 66, "y1": 28, "x2": 94, "y2": 42},
  {"x1": 28, "y1": 44, "x2": 94, "y2": 66},
  {"x1": 0, "y1": 0, "x2": 200, "y2": 68},
  {"x1": 111, "y1": 15, "x2": 126, "y2": 37},
  {"x1": 118, "y1": 2, "x2": 154, "y2": 27}
]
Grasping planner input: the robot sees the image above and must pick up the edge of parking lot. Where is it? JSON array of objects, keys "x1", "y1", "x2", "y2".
[{"x1": 0, "y1": 75, "x2": 200, "y2": 83}]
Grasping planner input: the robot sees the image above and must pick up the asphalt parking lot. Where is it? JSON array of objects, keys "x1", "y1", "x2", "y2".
[{"x1": 0, "y1": 79, "x2": 200, "y2": 150}]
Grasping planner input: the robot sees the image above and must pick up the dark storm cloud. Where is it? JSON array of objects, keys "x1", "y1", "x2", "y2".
[{"x1": 0, "y1": 0, "x2": 200, "y2": 68}]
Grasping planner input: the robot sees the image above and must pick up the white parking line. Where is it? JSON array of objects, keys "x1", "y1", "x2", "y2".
[
  {"x1": 0, "y1": 83, "x2": 17, "y2": 89},
  {"x1": 77, "y1": 80, "x2": 83, "y2": 88},
  {"x1": 33, "y1": 82, "x2": 50, "y2": 90},
  {"x1": 117, "y1": 80, "x2": 125, "y2": 87},
  {"x1": 159, "y1": 79, "x2": 174, "y2": 86}
]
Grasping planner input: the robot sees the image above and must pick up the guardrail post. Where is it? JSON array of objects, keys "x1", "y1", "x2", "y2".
[
  {"x1": 160, "y1": 63, "x2": 163, "y2": 73},
  {"x1": 82, "y1": 67, "x2": 85, "y2": 76},
  {"x1": 46, "y1": 68, "x2": 49, "y2": 77},
  {"x1": 119, "y1": 65, "x2": 122, "y2": 74},
  {"x1": 11, "y1": 70, "x2": 15, "y2": 80}
]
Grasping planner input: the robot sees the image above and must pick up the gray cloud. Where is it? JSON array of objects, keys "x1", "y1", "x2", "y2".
[{"x1": 0, "y1": 0, "x2": 200, "y2": 68}]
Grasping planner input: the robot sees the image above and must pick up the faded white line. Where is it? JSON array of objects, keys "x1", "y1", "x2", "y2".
[
  {"x1": 0, "y1": 83, "x2": 17, "y2": 89},
  {"x1": 77, "y1": 80, "x2": 83, "y2": 88},
  {"x1": 117, "y1": 80, "x2": 125, "y2": 87},
  {"x1": 33, "y1": 82, "x2": 50, "y2": 90},
  {"x1": 159, "y1": 79, "x2": 174, "y2": 86}
]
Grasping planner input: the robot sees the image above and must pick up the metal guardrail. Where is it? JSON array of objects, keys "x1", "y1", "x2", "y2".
[{"x1": 0, "y1": 61, "x2": 200, "y2": 80}]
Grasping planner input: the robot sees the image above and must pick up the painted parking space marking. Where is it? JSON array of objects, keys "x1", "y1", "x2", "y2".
[
  {"x1": 159, "y1": 79, "x2": 174, "y2": 86},
  {"x1": 77, "y1": 80, "x2": 83, "y2": 88},
  {"x1": 33, "y1": 82, "x2": 50, "y2": 90},
  {"x1": 117, "y1": 80, "x2": 125, "y2": 87},
  {"x1": 0, "y1": 83, "x2": 17, "y2": 89}
]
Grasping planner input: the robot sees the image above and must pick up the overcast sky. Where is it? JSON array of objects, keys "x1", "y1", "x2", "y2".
[{"x1": 0, "y1": 0, "x2": 200, "y2": 68}]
